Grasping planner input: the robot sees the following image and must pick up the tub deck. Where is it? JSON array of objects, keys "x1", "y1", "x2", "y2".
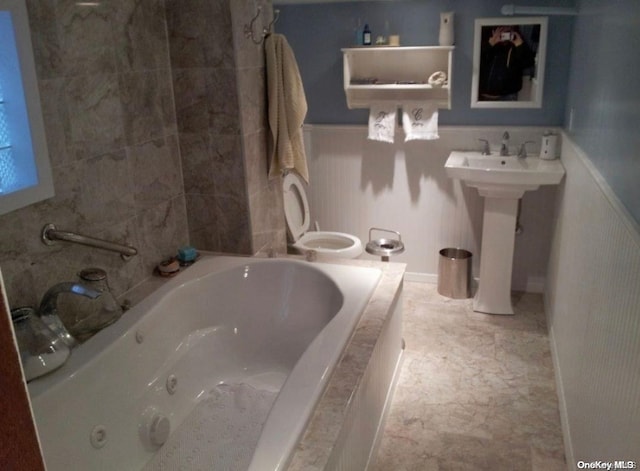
[{"x1": 284, "y1": 255, "x2": 405, "y2": 470}]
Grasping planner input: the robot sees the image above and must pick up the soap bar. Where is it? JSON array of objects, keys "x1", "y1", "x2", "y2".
[
  {"x1": 157, "y1": 258, "x2": 180, "y2": 277},
  {"x1": 177, "y1": 246, "x2": 198, "y2": 263}
]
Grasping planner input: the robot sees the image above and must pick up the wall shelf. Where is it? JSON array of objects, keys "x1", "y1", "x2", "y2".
[{"x1": 342, "y1": 46, "x2": 454, "y2": 109}]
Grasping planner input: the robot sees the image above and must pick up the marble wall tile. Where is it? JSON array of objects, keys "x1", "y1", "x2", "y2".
[
  {"x1": 236, "y1": 67, "x2": 267, "y2": 135},
  {"x1": 207, "y1": 67, "x2": 241, "y2": 135},
  {"x1": 179, "y1": 132, "x2": 214, "y2": 194},
  {"x1": 32, "y1": 163, "x2": 84, "y2": 233},
  {"x1": 76, "y1": 151, "x2": 137, "y2": 233},
  {"x1": 180, "y1": 132, "x2": 245, "y2": 197},
  {"x1": 65, "y1": 73, "x2": 125, "y2": 159},
  {"x1": 252, "y1": 228, "x2": 287, "y2": 255},
  {"x1": 185, "y1": 193, "x2": 218, "y2": 233},
  {"x1": 113, "y1": 0, "x2": 170, "y2": 72},
  {"x1": 188, "y1": 224, "x2": 220, "y2": 252},
  {"x1": 119, "y1": 70, "x2": 176, "y2": 145},
  {"x1": 56, "y1": 0, "x2": 118, "y2": 77},
  {"x1": 135, "y1": 195, "x2": 189, "y2": 274},
  {"x1": 37, "y1": 78, "x2": 75, "y2": 167},
  {"x1": 216, "y1": 194, "x2": 252, "y2": 254},
  {"x1": 248, "y1": 181, "x2": 285, "y2": 239},
  {"x1": 173, "y1": 68, "x2": 240, "y2": 134},
  {"x1": 243, "y1": 130, "x2": 270, "y2": 195},
  {"x1": 210, "y1": 134, "x2": 246, "y2": 199},
  {"x1": 172, "y1": 68, "x2": 211, "y2": 134},
  {"x1": 166, "y1": 0, "x2": 234, "y2": 69},
  {"x1": 26, "y1": 0, "x2": 63, "y2": 80},
  {"x1": 129, "y1": 135, "x2": 183, "y2": 210}
]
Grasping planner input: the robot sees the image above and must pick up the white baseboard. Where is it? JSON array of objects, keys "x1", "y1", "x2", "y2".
[
  {"x1": 404, "y1": 272, "x2": 545, "y2": 294},
  {"x1": 545, "y1": 308, "x2": 576, "y2": 471}
]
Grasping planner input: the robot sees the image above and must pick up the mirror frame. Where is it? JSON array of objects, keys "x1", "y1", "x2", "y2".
[{"x1": 471, "y1": 16, "x2": 548, "y2": 109}]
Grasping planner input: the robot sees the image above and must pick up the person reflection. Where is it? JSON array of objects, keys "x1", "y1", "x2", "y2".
[{"x1": 479, "y1": 25, "x2": 535, "y2": 101}]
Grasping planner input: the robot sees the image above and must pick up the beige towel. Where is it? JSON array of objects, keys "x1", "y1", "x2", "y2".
[{"x1": 265, "y1": 34, "x2": 309, "y2": 182}]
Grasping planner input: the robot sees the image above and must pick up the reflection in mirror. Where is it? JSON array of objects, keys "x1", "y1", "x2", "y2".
[{"x1": 471, "y1": 17, "x2": 548, "y2": 108}]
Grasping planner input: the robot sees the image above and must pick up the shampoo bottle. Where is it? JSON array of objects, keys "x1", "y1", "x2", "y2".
[{"x1": 363, "y1": 24, "x2": 372, "y2": 46}]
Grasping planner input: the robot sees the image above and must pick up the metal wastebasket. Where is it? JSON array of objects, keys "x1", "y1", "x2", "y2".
[{"x1": 437, "y1": 248, "x2": 472, "y2": 299}]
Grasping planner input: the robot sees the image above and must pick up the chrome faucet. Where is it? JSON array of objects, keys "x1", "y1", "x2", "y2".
[
  {"x1": 38, "y1": 282, "x2": 101, "y2": 348},
  {"x1": 500, "y1": 131, "x2": 510, "y2": 156}
]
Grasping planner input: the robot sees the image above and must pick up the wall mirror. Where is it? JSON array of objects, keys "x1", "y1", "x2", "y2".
[{"x1": 471, "y1": 16, "x2": 548, "y2": 108}]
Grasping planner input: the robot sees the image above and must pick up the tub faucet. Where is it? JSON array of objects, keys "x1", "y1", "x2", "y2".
[
  {"x1": 500, "y1": 131, "x2": 510, "y2": 156},
  {"x1": 38, "y1": 282, "x2": 101, "y2": 348}
]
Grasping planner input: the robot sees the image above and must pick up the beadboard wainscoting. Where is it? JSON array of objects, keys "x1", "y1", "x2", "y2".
[
  {"x1": 303, "y1": 125, "x2": 560, "y2": 292},
  {"x1": 545, "y1": 133, "x2": 640, "y2": 466}
]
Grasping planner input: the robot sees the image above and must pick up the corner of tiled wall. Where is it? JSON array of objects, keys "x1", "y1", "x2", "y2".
[
  {"x1": 0, "y1": 0, "x2": 189, "y2": 307},
  {"x1": 0, "y1": 0, "x2": 286, "y2": 308}
]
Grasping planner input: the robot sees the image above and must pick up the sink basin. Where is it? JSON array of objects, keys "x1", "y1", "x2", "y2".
[
  {"x1": 445, "y1": 151, "x2": 565, "y2": 197},
  {"x1": 444, "y1": 150, "x2": 565, "y2": 315}
]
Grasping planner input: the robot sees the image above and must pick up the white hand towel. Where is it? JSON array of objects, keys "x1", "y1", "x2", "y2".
[
  {"x1": 402, "y1": 102, "x2": 439, "y2": 141},
  {"x1": 368, "y1": 104, "x2": 396, "y2": 143}
]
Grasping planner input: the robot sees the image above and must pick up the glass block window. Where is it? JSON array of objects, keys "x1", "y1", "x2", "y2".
[
  {"x1": 0, "y1": 2, "x2": 53, "y2": 214},
  {"x1": 0, "y1": 11, "x2": 36, "y2": 195},
  {"x1": 0, "y1": 81, "x2": 18, "y2": 193}
]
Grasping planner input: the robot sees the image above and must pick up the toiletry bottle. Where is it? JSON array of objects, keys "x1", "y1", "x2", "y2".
[
  {"x1": 439, "y1": 12, "x2": 455, "y2": 46},
  {"x1": 363, "y1": 24, "x2": 372, "y2": 46},
  {"x1": 540, "y1": 131, "x2": 558, "y2": 160}
]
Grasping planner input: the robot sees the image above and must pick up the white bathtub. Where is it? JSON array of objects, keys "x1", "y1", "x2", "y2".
[{"x1": 28, "y1": 255, "x2": 382, "y2": 470}]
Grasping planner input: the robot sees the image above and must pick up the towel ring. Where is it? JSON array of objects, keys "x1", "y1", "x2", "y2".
[{"x1": 244, "y1": 7, "x2": 280, "y2": 44}]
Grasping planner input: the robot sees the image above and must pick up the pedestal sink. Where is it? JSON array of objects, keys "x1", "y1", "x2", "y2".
[{"x1": 445, "y1": 151, "x2": 565, "y2": 314}]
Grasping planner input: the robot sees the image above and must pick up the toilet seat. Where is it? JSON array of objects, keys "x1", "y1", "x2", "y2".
[{"x1": 282, "y1": 173, "x2": 363, "y2": 259}]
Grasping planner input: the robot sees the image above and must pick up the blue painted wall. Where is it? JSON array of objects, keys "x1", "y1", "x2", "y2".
[
  {"x1": 274, "y1": 0, "x2": 574, "y2": 126},
  {"x1": 565, "y1": 0, "x2": 640, "y2": 225}
]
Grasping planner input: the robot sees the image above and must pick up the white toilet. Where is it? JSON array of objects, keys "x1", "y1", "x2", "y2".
[{"x1": 283, "y1": 172, "x2": 363, "y2": 259}]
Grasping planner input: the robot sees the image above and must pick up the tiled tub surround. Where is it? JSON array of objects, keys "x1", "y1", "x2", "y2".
[
  {"x1": 27, "y1": 254, "x2": 405, "y2": 470},
  {"x1": 0, "y1": 0, "x2": 284, "y2": 309},
  {"x1": 167, "y1": 0, "x2": 286, "y2": 255}
]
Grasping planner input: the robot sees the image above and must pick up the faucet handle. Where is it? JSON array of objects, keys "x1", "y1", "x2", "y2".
[
  {"x1": 517, "y1": 141, "x2": 535, "y2": 158},
  {"x1": 478, "y1": 139, "x2": 491, "y2": 155}
]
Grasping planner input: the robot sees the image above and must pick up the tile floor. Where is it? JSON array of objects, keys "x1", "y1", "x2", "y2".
[{"x1": 372, "y1": 281, "x2": 567, "y2": 471}]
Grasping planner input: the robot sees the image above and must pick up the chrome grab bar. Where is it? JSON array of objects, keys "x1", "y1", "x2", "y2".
[{"x1": 41, "y1": 223, "x2": 138, "y2": 261}]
